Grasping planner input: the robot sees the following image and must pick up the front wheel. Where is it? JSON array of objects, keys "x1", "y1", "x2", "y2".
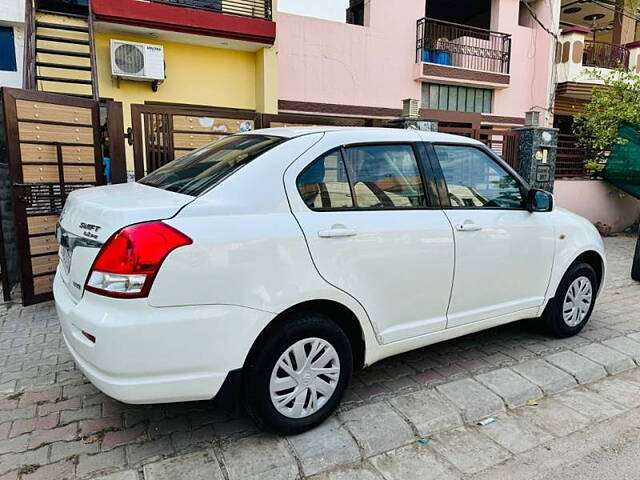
[
  {"x1": 544, "y1": 262, "x2": 598, "y2": 338},
  {"x1": 243, "y1": 312, "x2": 353, "y2": 434}
]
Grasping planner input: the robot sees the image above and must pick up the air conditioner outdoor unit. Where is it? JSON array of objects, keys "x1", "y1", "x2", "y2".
[
  {"x1": 110, "y1": 40, "x2": 165, "y2": 82},
  {"x1": 402, "y1": 98, "x2": 420, "y2": 118}
]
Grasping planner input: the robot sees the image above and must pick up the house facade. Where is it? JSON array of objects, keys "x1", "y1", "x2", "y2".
[
  {"x1": 277, "y1": 0, "x2": 558, "y2": 129},
  {"x1": 0, "y1": 0, "x2": 25, "y2": 88},
  {"x1": 552, "y1": 0, "x2": 640, "y2": 231},
  {"x1": 21, "y1": 0, "x2": 278, "y2": 172}
]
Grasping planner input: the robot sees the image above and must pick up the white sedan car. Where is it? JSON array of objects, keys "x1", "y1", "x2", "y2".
[{"x1": 54, "y1": 127, "x2": 605, "y2": 433}]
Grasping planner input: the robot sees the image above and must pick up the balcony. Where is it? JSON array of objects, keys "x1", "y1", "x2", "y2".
[
  {"x1": 556, "y1": 27, "x2": 640, "y2": 87},
  {"x1": 150, "y1": 0, "x2": 272, "y2": 21},
  {"x1": 582, "y1": 40, "x2": 630, "y2": 70},
  {"x1": 415, "y1": 17, "x2": 511, "y2": 87},
  {"x1": 92, "y1": 0, "x2": 276, "y2": 46}
]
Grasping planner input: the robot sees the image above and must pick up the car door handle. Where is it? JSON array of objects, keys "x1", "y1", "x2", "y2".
[
  {"x1": 318, "y1": 228, "x2": 357, "y2": 238},
  {"x1": 455, "y1": 221, "x2": 482, "y2": 232}
]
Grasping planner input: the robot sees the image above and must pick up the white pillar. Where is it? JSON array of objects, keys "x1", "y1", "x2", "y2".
[
  {"x1": 556, "y1": 26, "x2": 590, "y2": 84},
  {"x1": 626, "y1": 41, "x2": 640, "y2": 73}
]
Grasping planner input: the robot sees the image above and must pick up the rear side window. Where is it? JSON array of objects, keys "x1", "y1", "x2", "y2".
[
  {"x1": 139, "y1": 134, "x2": 284, "y2": 196},
  {"x1": 297, "y1": 149, "x2": 354, "y2": 209},
  {"x1": 297, "y1": 144, "x2": 427, "y2": 210}
]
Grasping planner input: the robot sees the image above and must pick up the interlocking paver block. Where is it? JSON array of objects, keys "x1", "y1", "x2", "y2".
[
  {"x1": 288, "y1": 417, "x2": 360, "y2": 476},
  {"x1": 20, "y1": 460, "x2": 74, "y2": 480},
  {"x1": 511, "y1": 359, "x2": 577, "y2": 394},
  {"x1": 0, "y1": 435, "x2": 28, "y2": 455},
  {"x1": 436, "y1": 378, "x2": 504, "y2": 422},
  {"x1": 515, "y1": 398, "x2": 590, "y2": 437},
  {"x1": 0, "y1": 406, "x2": 36, "y2": 425},
  {"x1": 475, "y1": 368, "x2": 542, "y2": 408},
  {"x1": 50, "y1": 438, "x2": 100, "y2": 462},
  {"x1": 478, "y1": 413, "x2": 553, "y2": 454},
  {"x1": 603, "y1": 336, "x2": 640, "y2": 363},
  {"x1": 308, "y1": 466, "x2": 380, "y2": 480},
  {"x1": 92, "y1": 471, "x2": 139, "y2": 480},
  {"x1": 28, "y1": 423, "x2": 77, "y2": 449},
  {"x1": 545, "y1": 351, "x2": 607, "y2": 384},
  {"x1": 126, "y1": 437, "x2": 173, "y2": 465},
  {"x1": 143, "y1": 451, "x2": 223, "y2": 480},
  {"x1": 389, "y1": 389, "x2": 462, "y2": 436},
  {"x1": 0, "y1": 446, "x2": 48, "y2": 476},
  {"x1": 431, "y1": 426, "x2": 511, "y2": 474},
  {"x1": 76, "y1": 448, "x2": 127, "y2": 477},
  {"x1": 587, "y1": 377, "x2": 640, "y2": 408},
  {"x1": 222, "y1": 434, "x2": 298, "y2": 480},
  {"x1": 574, "y1": 343, "x2": 635, "y2": 374},
  {"x1": 554, "y1": 387, "x2": 625, "y2": 421},
  {"x1": 370, "y1": 443, "x2": 459, "y2": 480},
  {"x1": 340, "y1": 402, "x2": 414, "y2": 456},
  {"x1": 102, "y1": 425, "x2": 146, "y2": 451}
]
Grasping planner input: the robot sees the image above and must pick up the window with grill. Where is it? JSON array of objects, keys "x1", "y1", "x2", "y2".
[{"x1": 422, "y1": 83, "x2": 493, "y2": 113}]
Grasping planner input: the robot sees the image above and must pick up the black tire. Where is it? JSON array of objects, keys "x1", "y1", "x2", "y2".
[
  {"x1": 242, "y1": 312, "x2": 353, "y2": 434},
  {"x1": 543, "y1": 262, "x2": 598, "y2": 338},
  {"x1": 632, "y1": 229, "x2": 640, "y2": 281}
]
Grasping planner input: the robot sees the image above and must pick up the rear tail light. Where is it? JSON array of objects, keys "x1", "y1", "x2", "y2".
[{"x1": 85, "y1": 221, "x2": 192, "y2": 298}]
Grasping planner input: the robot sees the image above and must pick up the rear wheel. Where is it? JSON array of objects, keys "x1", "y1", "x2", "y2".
[
  {"x1": 243, "y1": 312, "x2": 353, "y2": 434},
  {"x1": 544, "y1": 262, "x2": 597, "y2": 338}
]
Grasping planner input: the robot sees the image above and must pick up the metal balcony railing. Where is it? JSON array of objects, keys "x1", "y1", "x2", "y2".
[
  {"x1": 583, "y1": 40, "x2": 630, "y2": 69},
  {"x1": 150, "y1": 0, "x2": 272, "y2": 20},
  {"x1": 416, "y1": 17, "x2": 511, "y2": 74}
]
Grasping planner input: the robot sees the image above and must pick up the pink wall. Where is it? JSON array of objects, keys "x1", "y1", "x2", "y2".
[
  {"x1": 491, "y1": 0, "x2": 555, "y2": 124},
  {"x1": 555, "y1": 180, "x2": 640, "y2": 232},
  {"x1": 278, "y1": 0, "x2": 556, "y2": 123},
  {"x1": 277, "y1": 0, "x2": 424, "y2": 111}
]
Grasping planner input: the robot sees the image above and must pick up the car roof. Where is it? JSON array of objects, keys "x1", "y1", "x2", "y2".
[{"x1": 248, "y1": 126, "x2": 484, "y2": 145}]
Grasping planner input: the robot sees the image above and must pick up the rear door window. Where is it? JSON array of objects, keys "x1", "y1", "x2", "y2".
[
  {"x1": 344, "y1": 144, "x2": 426, "y2": 208},
  {"x1": 139, "y1": 134, "x2": 284, "y2": 196}
]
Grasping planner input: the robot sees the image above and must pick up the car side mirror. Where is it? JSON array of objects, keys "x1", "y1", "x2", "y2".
[{"x1": 526, "y1": 188, "x2": 553, "y2": 213}]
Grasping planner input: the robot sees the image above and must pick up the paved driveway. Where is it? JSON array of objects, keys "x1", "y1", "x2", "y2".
[{"x1": 0, "y1": 234, "x2": 639, "y2": 479}]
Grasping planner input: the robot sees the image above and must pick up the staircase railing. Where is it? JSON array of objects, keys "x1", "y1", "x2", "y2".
[{"x1": 23, "y1": 0, "x2": 37, "y2": 90}]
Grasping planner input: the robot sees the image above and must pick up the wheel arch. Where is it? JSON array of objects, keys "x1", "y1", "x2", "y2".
[
  {"x1": 572, "y1": 250, "x2": 605, "y2": 291},
  {"x1": 244, "y1": 299, "x2": 367, "y2": 371}
]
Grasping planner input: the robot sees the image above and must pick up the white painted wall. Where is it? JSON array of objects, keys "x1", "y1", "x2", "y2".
[
  {"x1": 0, "y1": 0, "x2": 25, "y2": 88},
  {"x1": 0, "y1": 0, "x2": 25, "y2": 24}
]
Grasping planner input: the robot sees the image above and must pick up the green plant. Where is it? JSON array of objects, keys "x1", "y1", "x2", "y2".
[{"x1": 573, "y1": 69, "x2": 640, "y2": 170}]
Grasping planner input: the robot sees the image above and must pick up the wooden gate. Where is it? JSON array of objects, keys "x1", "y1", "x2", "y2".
[
  {"x1": 0, "y1": 88, "x2": 104, "y2": 305},
  {"x1": 131, "y1": 104, "x2": 262, "y2": 179},
  {"x1": 437, "y1": 126, "x2": 519, "y2": 169}
]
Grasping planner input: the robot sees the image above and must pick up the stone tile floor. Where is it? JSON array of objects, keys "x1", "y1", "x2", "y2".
[{"x1": 0, "y1": 234, "x2": 639, "y2": 479}]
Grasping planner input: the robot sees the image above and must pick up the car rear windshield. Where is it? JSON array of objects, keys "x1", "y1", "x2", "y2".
[{"x1": 138, "y1": 134, "x2": 285, "y2": 196}]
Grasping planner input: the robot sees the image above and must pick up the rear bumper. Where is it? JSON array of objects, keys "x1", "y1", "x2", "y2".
[{"x1": 53, "y1": 271, "x2": 274, "y2": 404}]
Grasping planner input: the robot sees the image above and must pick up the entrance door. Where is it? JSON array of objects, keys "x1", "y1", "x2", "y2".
[
  {"x1": 0, "y1": 88, "x2": 105, "y2": 305},
  {"x1": 430, "y1": 143, "x2": 555, "y2": 327},
  {"x1": 286, "y1": 135, "x2": 455, "y2": 344}
]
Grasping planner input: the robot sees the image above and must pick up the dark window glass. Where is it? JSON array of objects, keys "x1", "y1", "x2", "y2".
[
  {"x1": 139, "y1": 134, "x2": 284, "y2": 196},
  {"x1": 434, "y1": 145, "x2": 523, "y2": 208},
  {"x1": 297, "y1": 149, "x2": 353, "y2": 209},
  {"x1": 343, "y1": 145, "x2": 426, "y2": 208},
  {"x1": 422, "y1": 83, "x2": 493, "y2": 113},
  {"x1": 0, "y1": 27, "x2": 17, "y2": 72}
]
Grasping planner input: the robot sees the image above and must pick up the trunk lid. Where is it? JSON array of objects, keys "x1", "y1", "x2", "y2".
[{"x1": 57, "y1": 182, "x2": 194, "y2": 302}]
